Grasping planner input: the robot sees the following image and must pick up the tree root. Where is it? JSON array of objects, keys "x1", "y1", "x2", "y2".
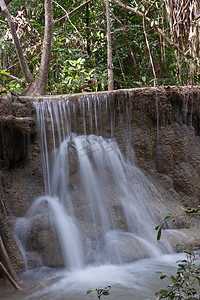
[
  {"x1": 0, "y1": 261, "x2": 22, "y2": 290},
  {"x1": 0, "y1": 235, "x2": 22, "y2": 290}
]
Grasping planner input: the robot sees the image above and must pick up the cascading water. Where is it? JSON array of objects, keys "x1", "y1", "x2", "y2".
[
  {"x1": 14, "y1": 93, "x2": 178, "y2": 273},
  {"x1": 7, "y1": 93, "x2": 194, "y2": 300}
]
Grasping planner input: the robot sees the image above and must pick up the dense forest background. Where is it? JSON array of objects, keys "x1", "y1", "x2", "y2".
[{"x1": 0, "y1": 0, "x2": 200, "y2": 96}]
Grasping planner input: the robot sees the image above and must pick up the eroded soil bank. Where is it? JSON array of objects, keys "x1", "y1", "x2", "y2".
[{"x1": 1, "y1": 86, "x2": 200, "y2": 275}]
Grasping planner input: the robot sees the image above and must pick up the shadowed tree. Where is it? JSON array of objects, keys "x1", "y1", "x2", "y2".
[
  {"x1": 105, "y1": 0, "x2": 114, "y2": 90},
  {"x1": 112, "y1": 0, "x2": 200, "y2": 85},
  {"x1": 0, "y1": 0, "x2": 53, "y2": 96},
  {"x1": 0, "y1": 0, "x2": 93, "y2": 96},
  {"x1": 165, "y1": 0, "x2": 200, "y2": 84}
]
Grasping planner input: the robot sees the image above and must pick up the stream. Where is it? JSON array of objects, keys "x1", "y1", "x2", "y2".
[{"x1": 0, "y1": 253, "x2": 187, "y2": 300}]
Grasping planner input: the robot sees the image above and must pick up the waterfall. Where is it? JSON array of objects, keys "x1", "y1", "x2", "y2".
[{"x1": 15, "y1": 94, "x2": 177, "y2": 271}]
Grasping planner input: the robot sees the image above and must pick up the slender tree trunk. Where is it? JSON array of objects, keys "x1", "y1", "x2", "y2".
[
  {"x1": 143, "y1": 15, "x2": 157, "y2": 86},
  {"x1": 106, "y1": 0, "x2": 114, "y2": 90},
  {"x1": 23, "y1": 0, "x2": 54, "y2": 96},
  {"x1": 0, "y1": 0, "x2": 13, "y2": 12},
  {"x1": 86, "y1": 3, "x2": 91, "y2": 57},
  {"x1": 0, "y1": 0, "x2": 34, "y2": 84}
]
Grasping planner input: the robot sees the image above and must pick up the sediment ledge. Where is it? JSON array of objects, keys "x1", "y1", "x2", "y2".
[{"x1": 1, "y1": 86, "x2": 200, "y2": 134}]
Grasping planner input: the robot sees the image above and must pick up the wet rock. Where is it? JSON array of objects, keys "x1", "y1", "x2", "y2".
[
  {"x1": 103, "y1": 231, "x2": 151, "y2": 263},
  {"x1": 173, "y1": 162, "x2": 199, "y2": 195},
  {"x1": 27, "y1": 214, "x2": 64, "y2": 267},
  {"x1": 1, "y1": 87, "x2": 200, "y2": 271}
]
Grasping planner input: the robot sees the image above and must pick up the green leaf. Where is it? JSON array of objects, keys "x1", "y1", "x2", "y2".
[
  {"x1": 86, "y1": 289, "x2": 95, "y2": 295},
  {"x1": 157, "y1": 227, "x2": 162, "y2": 241},
  {"x1": 160, "y1": 274, "x2": 167, "y2": 280},
  {"x1": 141, "y1": 76, "x2": 146, "y2": 82},
  {"x1": 171, "y1": 275, "x2": 177, "y2": 283},
  {"x1": 177, "y1": 244, "x2": 185, "y2": 251},
  {"x1": 159, "y1": 289, "x2": 169, "y2": 296},
  {"x1": 102, "y1": 291, "x2": 110, "y2": 296},
  {"x1": 164, "y1": 214, "x2": 172, "y2": 222}
]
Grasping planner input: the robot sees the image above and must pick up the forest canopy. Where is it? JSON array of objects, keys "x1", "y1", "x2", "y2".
[{"x1": 0, "y1": 0, "x2": 200, "y2": 96}]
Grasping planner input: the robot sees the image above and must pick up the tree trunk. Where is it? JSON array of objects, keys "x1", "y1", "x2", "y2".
[
  {"x1": 0, "y1": 0, "x2": 13, "y2": 11},
  {"x1": 106, "y1": 0, "x2": 114, "y2": 90},
  {"x1": 86, "y1": 3, "x2": 91, "y2": 57},
  {"x1": 23, "y1": 0, "x2": 54, "y2": 96},
  {"x1": 0, "y1": 0, "x2": 55, "y2": 96},
  {"x1": 0, "y1": 0, "x2": 34, "y2": 84}
]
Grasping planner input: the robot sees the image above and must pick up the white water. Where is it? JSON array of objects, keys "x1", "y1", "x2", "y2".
[
  {"x1": 12, "y1": 94, "x2": 187, "y2": 299},
  {"x1": 0, "y1": 253, "x2": 187, "y2": 300}
]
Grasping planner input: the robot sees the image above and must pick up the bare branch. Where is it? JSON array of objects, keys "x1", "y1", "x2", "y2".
[
  {"x1": 142, "y1": 14, "x2": 157, "y2": 86},
  {"x1": 0, "y1": 72, "x2": 26, "y2": 88},
  {"x1": 113, "y1": 39, "x2": 127, "y2": 86},
  {"x1": 85, "y1": 26, "x2": 106, "y2": 32},
  {"x1": 145, "y1": 0, "x2": 158, "y2": 16},
  {"x1": 110, "y1": 7, "x2": 123, "y2": 25},
  {"x1": 101, "y1": 0, "x2": 123, "y2": 26},
  {"x1": 53, "y1": 0, "x2": 83, "y2": 40},
  {"x1": 0, "y1": 0, "x2": 33, "y2": 83},
  {"x1": 55, "y1": 0, "x2": 93, "y2": 25}
]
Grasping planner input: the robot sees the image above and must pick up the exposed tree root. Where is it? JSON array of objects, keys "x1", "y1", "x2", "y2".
[
  {"x1": 0, "y1": 261, "x2": 22, "y2": 290},
  {"x1": 0, "y1": 235, "x2": 18, "y2": 281}
]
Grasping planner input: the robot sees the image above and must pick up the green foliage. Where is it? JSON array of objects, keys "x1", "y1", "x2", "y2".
[
  {"x1": 154, "y1": 248, "x2": 200, "y2": 299},
  {"x1": 155, "y1": 207, "x2": 200, "y2": 241},
  {"x1": 0, "y1": 70, "x2": 23, "y2": 94},
  {"x1": 50, "y1": 56, "x2": 107, "y2": 94},
  {"x1": 86, "y1": 285, "x2": 113, "y2": 300},
  {"x1": 154, "y1": 208, "x2": 200, "y2": 299},
  {"x1": 155, "y1": 213, "x2": 173, "y2": 241},
  {"x1": 0, "y1": 0, "x2": 199, "y2": 94}
]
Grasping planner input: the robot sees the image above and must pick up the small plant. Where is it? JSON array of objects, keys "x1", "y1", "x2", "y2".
[
  {"x1": 154, "y1": 207, "x2": 200, "y2": 299},
  {"x1": 154, "y1": 247, "x2": 200, "y2": 299},
  {"x1": 86, "y1": 285, "x2": 113, "y2": 299},
  {"x1": 155, "y1": 206, "x2": 200, "y2": 241}
]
